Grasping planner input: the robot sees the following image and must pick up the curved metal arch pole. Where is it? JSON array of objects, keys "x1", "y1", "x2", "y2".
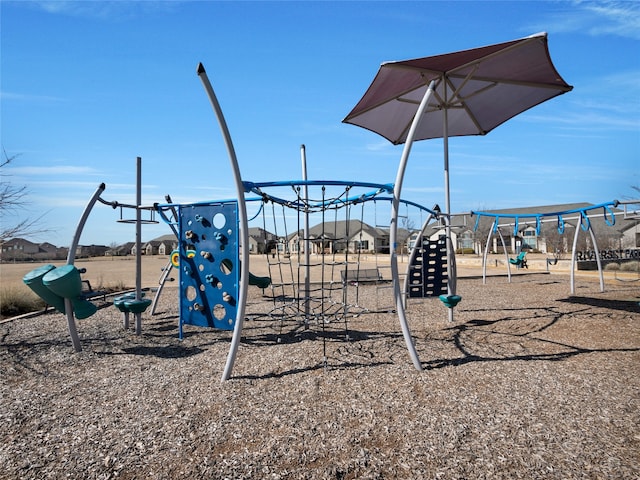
[
  {"x1": 197, "y1": 63, "x2": 250, "y2": 382},
  {"x1": 587, "y1": 224, "x2": 605, "y2": 292},
  {"x1": 401, "y1": 213, "x2": 436, "y2": 308},
  {"x1": 570, "y1": 222, "x2": 580, "y2": 294},
  {"x1": 390, "y1": 80, "x2": 436, "y2": 372},
  {"x1": 481, "y1": 220, "x2": 495, "y2": 284},
  {"x1": 496, "y1": 228, "x2": 512, "y2": 283},
  {"x1": 65, "y1": 183, "x2": 106, "y2": 352}
]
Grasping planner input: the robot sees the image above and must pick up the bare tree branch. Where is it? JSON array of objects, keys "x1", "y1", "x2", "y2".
[{"x1": 0, "y1": 148, "x2": 52, "y2": 242}]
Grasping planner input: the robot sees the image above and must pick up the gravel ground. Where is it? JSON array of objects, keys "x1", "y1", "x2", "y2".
[{"x1": 1, "y1": 273, "x2": 639, "y2": 479}]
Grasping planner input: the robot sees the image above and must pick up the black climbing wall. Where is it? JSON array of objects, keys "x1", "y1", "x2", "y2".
[{"x1": 407, "y1": 235, "x2": 448, "y2": 298}]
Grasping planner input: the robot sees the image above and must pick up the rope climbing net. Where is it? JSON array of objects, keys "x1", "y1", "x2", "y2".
[{"x1": 242, "y1": 180, "x2": 397, "y2": 343}]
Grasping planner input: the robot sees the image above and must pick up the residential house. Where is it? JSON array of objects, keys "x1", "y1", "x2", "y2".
[
  {"x1": 248, "y1": 227, "x2": 277, "y2": 254},
  {"x1": 620, "y1": 217, "x2": 639, "y2": 249},
  {"x1": 75, "y1": 244, "x2": 109, "y2": 258},
  {"x1": 283, "y1": 220, "x2": 398, "y2": 255},
  {"x1": 0, "y1": 237, "x2": 40, "y2": 260},
  {"x1": 107, "y1": 242, "x2": 135, "y2": 256},
  {"x1": 35, "y1": 242, "x2": 67, "y2": 260}
]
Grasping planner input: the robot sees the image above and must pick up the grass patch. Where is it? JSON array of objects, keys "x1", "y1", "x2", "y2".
[
  {"x1": 1, "y1": 285, "x2": 46, "y2": 319},
  {"x1": 620, "y1": 260, "x2": 639, "y2": 272}
]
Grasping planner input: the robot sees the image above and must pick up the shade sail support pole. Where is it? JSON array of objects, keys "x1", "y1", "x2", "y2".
[
  {"x1": 390, "y1": 80, "x2": 436, "y2": 372},
  {"x1": 197, "y1": 63, "x2": 250, "y2": 382},
  {"x1": 442, "y1": 82, "x2": 456, "y2": 322}
]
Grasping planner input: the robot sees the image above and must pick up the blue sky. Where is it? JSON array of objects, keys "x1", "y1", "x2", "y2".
[{"x1": 1, "y1": 0, "x2": 639, "y2": 247}]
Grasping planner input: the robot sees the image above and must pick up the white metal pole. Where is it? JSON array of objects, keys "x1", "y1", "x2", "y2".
[
  {"x1": 135, "y1": 156, "x2": 143, "y2": 335},
  {"x1": 390, "y1": 80, "x2": 436, "y2": 372},
  {"x1": 442, "y1": 85, "x2": 455, "y2": 322},
  {"x1": 301, "y1": 145, "x2": 311, "y2": 323}
]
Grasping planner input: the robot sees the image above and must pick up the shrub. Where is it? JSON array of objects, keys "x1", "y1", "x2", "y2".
[
  {"x1": 0, "y1": 286, "x2": 46, "y2": 318},
  {"x1": 620, "y1": 260, "x2": 639, "y2": 273}
]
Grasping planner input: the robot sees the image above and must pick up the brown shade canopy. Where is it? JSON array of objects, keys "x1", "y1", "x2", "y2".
[{"x1": 343, "y1": 32, "x2": 573, "y2": 145}]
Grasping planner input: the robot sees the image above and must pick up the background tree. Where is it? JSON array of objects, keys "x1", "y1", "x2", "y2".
[{"x1": 0, "y1": 148, "x2": 49, "y2": 242}]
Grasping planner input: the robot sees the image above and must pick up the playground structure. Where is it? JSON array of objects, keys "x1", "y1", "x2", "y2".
[
  {"x1": 22, "y1": 159, "x2": 156, "y2": 352},
  {"x1": 472, "y1": 201, "x2": 639, "y2": 294},
  {"x1": 21, "y1": 33, "x2": 640, "y2": 381}
]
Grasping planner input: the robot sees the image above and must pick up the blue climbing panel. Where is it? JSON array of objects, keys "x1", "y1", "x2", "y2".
[{"x1": 177, "y1": 201, "x2": 239, "y2": 337}]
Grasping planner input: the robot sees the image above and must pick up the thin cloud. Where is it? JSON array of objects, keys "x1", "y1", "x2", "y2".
[
  {"x1": 527, "y1": 1, "x2": 640, "y2": 40},
  {"x1": 33, "y1": 1, "x2": 182, "y2": 20},
  {"x1": 7, "y1": 166, "x2": 100, "y2": 176},
  {"x1": 580, "y1": 0, "x2": 640, "y2": 38},
  {"x1": 0, "y1": 91, "x2": 66, "y2": 104}
]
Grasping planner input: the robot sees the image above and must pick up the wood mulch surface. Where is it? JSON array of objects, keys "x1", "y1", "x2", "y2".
[{"x1": 1, "y1": 272, "x2": 638, "y2": 479}]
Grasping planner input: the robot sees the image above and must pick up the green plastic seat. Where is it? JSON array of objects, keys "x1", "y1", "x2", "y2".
[
  {"x1": 439, "y1": 294, "x2": 462, "y2": 308},
  {"x1": 123, "y1": 298, "x2": 152, "y2": 314}
]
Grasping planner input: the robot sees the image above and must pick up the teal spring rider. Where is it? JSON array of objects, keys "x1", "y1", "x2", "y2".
[
  {"x1": 42, "y1": 264, "x2": 97, "y2": 319},
  {"x1": 23, "y1": 263, "x2": 98, "y2": 319}
]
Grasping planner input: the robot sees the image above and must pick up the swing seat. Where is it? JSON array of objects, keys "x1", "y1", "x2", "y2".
[
  {"x1": 249, "y1": 272, "x2": 271, "y2": 289},
  {"x1": 509, "y1": 251, "x2": 528, "y2": 268},
  {"x1": 439, "y1": 294, "x2": 462, "y2": 308}
]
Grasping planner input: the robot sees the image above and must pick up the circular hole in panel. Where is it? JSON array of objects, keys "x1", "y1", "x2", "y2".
[
  {"x1": 198, "y1": 264, "x2": 204, "y2": 272},
  {"x1": 185, "y1": 285, "x2": 197, "y2": 301},
  {"x1": 213, "y1": 212, "x2": 226, "y2": 229},
  {"x1": 213, "y1": 304, "x2": 226, "y2": 320},
  {"x1": 220, "y1": 259, "x2": 232, "y2": 275}
]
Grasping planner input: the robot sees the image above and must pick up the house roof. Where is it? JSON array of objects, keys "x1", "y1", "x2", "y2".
[
  {"x1": 1, "y1": 237, "x2": 39, "y2": 247},
  {"x1": 248, "y1": 227, "x2": 277, "y2": 242},
  {"x1": 150, "y1": 234, "x2": 177, "y2": 242}
]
